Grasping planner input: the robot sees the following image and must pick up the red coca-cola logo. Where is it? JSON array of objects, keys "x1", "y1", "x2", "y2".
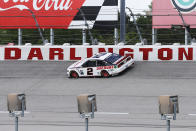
[
  {"x1": 0, "y1": 0, "x2": 85, "y2": 29},
  {"x1": 0, "y1": 0, "x2": 75, "y2": 11}
]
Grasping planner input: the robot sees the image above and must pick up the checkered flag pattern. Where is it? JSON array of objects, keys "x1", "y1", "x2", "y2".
[{"x1": 68, "y1": 0, "x2": 118, "y2": 29}]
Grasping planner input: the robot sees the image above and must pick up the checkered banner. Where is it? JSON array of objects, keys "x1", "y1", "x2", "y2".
[
  {"x1": 69, "y1": 0, "x2": 118, "y2": 29},
  {"x1": 0, "y1": 0, "x2": 118, "y2": 29}
]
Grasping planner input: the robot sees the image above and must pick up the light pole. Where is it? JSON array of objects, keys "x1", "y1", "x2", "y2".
[{"x1": 120, "y1": 0, "x2": 126, "y2": 43}]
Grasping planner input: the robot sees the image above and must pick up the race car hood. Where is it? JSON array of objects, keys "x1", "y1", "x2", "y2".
[{"x1": 68, "y1": 60, "x2": 83, "y2": 69}]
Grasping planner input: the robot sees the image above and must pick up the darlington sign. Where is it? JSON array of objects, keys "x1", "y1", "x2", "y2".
[{"x1": 0, "y1": 46, "x2": 195, "y2": 61}]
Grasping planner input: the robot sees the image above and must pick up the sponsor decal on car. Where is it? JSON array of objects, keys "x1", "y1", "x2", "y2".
[
  {"x1": 97, "y1": 66, "x2": 114, "y2": 70},
  {"x1": 79, "y1": 70, "x2": 84, "y2": 75}
]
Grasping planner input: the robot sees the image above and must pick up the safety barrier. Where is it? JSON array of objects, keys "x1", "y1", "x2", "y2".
[{"x1": 0, "y1": 45, "x2": 195, "y2": 61}]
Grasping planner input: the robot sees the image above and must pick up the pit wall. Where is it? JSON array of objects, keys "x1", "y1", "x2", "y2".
[{"x1": 0, "y1": 45, "x2": 195, "y2": 61}]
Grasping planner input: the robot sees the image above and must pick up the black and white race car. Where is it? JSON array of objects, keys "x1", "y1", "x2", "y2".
[{"x1": 67, "y1": 52, "x2": 134, "y2": 78}]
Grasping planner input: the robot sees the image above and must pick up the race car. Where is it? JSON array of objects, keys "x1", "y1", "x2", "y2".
[{"x1": 67, "y1": 52, "x2": 134, "y2": 78}]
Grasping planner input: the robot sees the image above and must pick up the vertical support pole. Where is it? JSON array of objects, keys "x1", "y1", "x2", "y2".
[
  {"x1": 167, "y1": 120, "x2": 170, "y2": 131},
  {"x1": 185, "y1": 28, "x2": 188, "y2": 45},
  {"x1": 120, "y1": 0, "x2": 126, "y2": 43},
  {"x1": 85, "y1": 118, "x2": 88, "y2": 131},
  {"x1": 173, "y1": 103, "x2": 177, "y2": 120},
  {"x1": 82, "y1": 28, "x2": 86, "y2": 45},
  {"x1": 21, "y1": 98, "x2": 25, "y2": 117},
  {"x1": 91, "y1": 102, "x2": 95, "y2": 119},
  {"x1": 114, "y1": 28, "x2": 118, "y2": 45},
  {"x1": 15, "y1": 116, "x2": 18, "y2": 131},
  {"x1": 18, "y1": 28, "x2": 22, "y2": 46},
  {"x1": 50, "y1": 28, "x2": 54, "y2": 45},
  {"x1": 152, "y1": 28, "x2": 157, "y2": 45}
]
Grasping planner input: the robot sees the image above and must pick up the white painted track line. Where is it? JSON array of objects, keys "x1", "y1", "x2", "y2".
[
  {"x1": 95, "y1": 112, "x2": 129, "y2": 115},
  {"x1": 188, "y1": 114, "x2": 196, "y2": 116}
]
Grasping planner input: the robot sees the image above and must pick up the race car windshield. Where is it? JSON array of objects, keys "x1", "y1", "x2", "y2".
[
  {"x1": 93, "y1": 53, "x2": 107, "y2": 58},
  {"x1": 105, "y1": 53, "x2": 122, "y2": 64}
]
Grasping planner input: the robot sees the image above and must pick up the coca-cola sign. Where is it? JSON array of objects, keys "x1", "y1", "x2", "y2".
[{"x1": 0, "y1": 0, "x2": 85, "y2": 29}]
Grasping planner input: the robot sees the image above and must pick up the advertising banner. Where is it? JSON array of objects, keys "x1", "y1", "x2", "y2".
[
  {"x1": 0, "y1": 0, "x2": 118, "y2": 29},
  {"x1": 0, "y1": 45, "x2": 196, "y2": 61},
  {"x1": 152, "y1": 0, "x2": 196, "y2": 28}
]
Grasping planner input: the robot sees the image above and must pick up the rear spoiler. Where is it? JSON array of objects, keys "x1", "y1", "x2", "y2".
[{"x1": 115, "y1": 56, "x2": 132, "y2": 68}]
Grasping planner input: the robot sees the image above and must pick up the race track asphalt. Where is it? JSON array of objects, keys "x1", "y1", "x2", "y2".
[{"x1": 0, "y1": 61, "x2": 196, "y2": 131}]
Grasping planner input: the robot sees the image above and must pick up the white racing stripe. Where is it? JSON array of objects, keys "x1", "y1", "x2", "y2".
[
  {"x1": 95, "y1": 112, "x2": 129, "y2": 115},
  {"x1": 188, "y1": 114, "x2": 196, "y2": 116}
]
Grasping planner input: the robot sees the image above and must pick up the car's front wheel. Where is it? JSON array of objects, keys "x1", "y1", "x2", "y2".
[
  {"x1": 101, "y1": 70, "x2": 110, "y2": 78},
  {"x1": 70, "y1": 71, "x2": 79, "y2": 79}
]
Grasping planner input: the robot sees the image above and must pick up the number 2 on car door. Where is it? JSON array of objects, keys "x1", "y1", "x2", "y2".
[{"x1": 87, "y1": 68, "x2": 93, "y2": 75}]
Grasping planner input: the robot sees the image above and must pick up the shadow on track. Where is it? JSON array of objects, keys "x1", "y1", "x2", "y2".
[{"x1": 68, "y1": 65, "x2": 135, "y2": 79}]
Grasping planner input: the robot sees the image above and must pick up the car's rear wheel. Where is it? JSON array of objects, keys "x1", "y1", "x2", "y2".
[
  {"x1": 70, "y1": 71, "x2": 79, "y2": 79},
  {"x1": 101, "y1": 70, "x2": 110, "y2": 78}
]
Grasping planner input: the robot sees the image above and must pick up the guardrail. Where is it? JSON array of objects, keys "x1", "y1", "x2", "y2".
[{"x1": 0, "y1": 44, "x2": 196, "y2": 61}]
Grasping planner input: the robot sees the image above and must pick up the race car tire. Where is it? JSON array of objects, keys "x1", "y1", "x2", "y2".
[
  {"x1": 101, "y1": 70, "x2": 110, "y2": 78},
  {"x1": 70, "y1": 71, "x2": 79, "y2": 79}
]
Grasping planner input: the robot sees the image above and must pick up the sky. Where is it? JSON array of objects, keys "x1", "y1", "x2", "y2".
[{"x1": 123, "y1": 0, "x2": 152, "y2": 13}]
